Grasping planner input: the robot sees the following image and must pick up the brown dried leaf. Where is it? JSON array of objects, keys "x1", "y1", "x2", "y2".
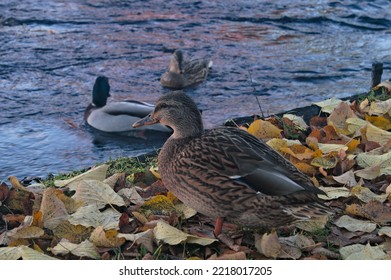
[
  {"x1": 255, "y1": 230, "x2": 281, "y2": 258},
  {"x1": 327, "y1": 102, "x2": 358, "y2": 135},
  {"x1": 52, "y1": 221, "x2": 92, "y2": 243},
  {"x1": 89, "y1": 226, "x2": 126, "y2": 248},
  {"x1": 41, "y1": 188, "x2": 69, "y2": 230}
]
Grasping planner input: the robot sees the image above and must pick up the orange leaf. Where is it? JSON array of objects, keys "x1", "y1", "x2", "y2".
[{"x1": 248, "y1": 119, "x2": 282, "y2": 140}]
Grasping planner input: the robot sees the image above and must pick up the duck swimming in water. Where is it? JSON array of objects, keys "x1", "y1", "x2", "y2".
[
  {"x1": 160, "y1": 49, "x2": 213, "y2": 90},
  {"x1": 133, "y1": 91, "x2": 331, "y2": 236},
  {"x1": 84, "y1": 76, "x2": 171, "y2": 133}
]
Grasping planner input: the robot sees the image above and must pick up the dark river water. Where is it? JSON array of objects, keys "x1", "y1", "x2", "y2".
[{"x1": 1, "y1": 0, "x2": 391, "y2": 181}]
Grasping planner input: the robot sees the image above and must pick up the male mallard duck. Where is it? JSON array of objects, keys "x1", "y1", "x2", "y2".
[
  {"x1": 160, "y1": 50, "x2": 213, "y2": 89},
  {"x1": 84, "y1": 76, "x2": 171, "y2": 133},
  {"x1": 133, "y1": 91, "x2": 331, "y2": 236}
]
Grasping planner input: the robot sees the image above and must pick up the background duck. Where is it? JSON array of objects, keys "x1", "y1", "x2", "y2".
[
  {"x1": 84, "y1": 76, "x2": 171, "y2": 133},
  {"x1": 160, "y1": 49, "x2": 213, "y2": 90},
  {"x1": 133, "y1": 91, "x2": 331, "y2": 236}
]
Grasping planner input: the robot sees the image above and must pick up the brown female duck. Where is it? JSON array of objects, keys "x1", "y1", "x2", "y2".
[
  {"x1": 133, "y1": 92, "x2": 331, "y2": 236},
  {"x1": 160, "y1": 50, "x2": 213, "y2": 90}
]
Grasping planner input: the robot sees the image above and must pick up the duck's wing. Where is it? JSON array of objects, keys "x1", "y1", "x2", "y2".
[
  {"x1": 183, "y1": 127, "x2": 321, "y2": 196},
  {"x1": 183, "y1": 58, "x2": 212, "y2": 75},
  {"x1": 101, "y1": 101, "x2": 154, "y2": 118}
]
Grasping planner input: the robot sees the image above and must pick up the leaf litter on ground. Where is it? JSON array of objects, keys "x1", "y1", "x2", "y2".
[{"x1": 1, "y1": 82, "x2": 391, "y2": 260}]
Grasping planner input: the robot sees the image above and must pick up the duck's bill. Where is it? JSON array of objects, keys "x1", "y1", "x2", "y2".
[{"x1": 132, "y1": 114, "x2": 159, "y2": 128}]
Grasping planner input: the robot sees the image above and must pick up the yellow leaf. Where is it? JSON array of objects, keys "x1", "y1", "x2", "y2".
[
  {"x1": 149, "y1": 166, "x2": 161, "y2": 179},
  {"x1": 365, "y1": 114, "x2": 391, "y2": 130},
  {"x1": 141, "y1": 195, "x2": 176, "y2": 216},
  {"x1": 280, "y1": 144, "x2": 314, "y2": 161},
  {"x1": 346, "y1": 138, "x2": 360, "y2": 152},
  {"x1": 248, "y1": 119, "x2": 282, "y2": 140}
]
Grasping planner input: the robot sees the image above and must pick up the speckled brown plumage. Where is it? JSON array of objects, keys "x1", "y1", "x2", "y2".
[{"x1": 133, "y1": 91, "x2": 331, "y2": 234}]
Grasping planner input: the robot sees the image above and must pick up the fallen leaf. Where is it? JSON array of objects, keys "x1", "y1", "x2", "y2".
[
  {"x1": 311, "y1": 156, "x2": 338, "y2": 169},
  {"x1": 368, "y1": 98, "x2": 391, "y2": 116},
  {"x1": 317, "y1": 143, "x2": 348, "y2": 154},
  {"x1": 68, "y1": 204, "x2": 121, "y2": 230},
  {"x1": 149, "y1": 166, "x2": 161, "y2": 179},
  {"x1": 327, "y1": 102, "x2": 358, "y2": 135},
  {"x1": 248, "y1": 119, "x2": 282, "y2": 140},
  {"x1": 49, "y1": 239, "x2": 100, "y2": 259},
  {"x1": 89, "y1": 226, "x2": 126, "y2": 248},
  {"x1": 364, "y1": 123, "x2": 391, "y2": 146},
  {"x1": 0, "y1": 246, "x2": 58, "y2": 260},
  {"x1": 117, "y1": 187, "x2": 144, "y2": 205},
  {"x1": 318, "y1": 186, "x2": 350, "y2": 200},
  {"x1": 340, "y1": 243, "x2": 386, "y2": 260},
  {"x1": 103, "y1": 173, "x2": 125, "y2": 189},
  {"x1": 346, "y1": 118, "x2": 369, "y2": 136},
  {"x1": 365, "y1": 115, "x2": 391, "y2": 130},
  {"x1": 313, "y1": 97, "x2": 344, "y2": 114},
  {"x1": 40, "y1": 188, "x2": 69, "y2": 230},
  {"x1": 378, "y1": 227, "x2": 391, "y2": 237},
  {"x1": 141, "y1": 195, "x2": 177, "y2": 216},
  {"x1": 153, "y1": 220, "x2": 216, "y2": 246},
  {"x1": 294, "y1": 215, "x2": 329, "y2": 232},
  {"x1": 254, "y1": 230, "x2": 281, "y2": 258},
  {"x1": 350, "y1": 186, "x2": 388, "y2": 203},
  {"x1": 355, "y1": 164, "x2": 381, "y2": 180},
  {"x1": 118, "y1": 229, "x2": 155, "y2": 253},
  {"x1": 55, "y1": 164, "x2": 109, "y2": 190},
  {"x1": 52, "y1": 221, "x2": 92, "y2": 243},
  {"x1": 208, "y1": 251, "x2": 247, "y2": 260},
  {"x1": 72, "y1": 180, "x2": 125, "y2": 209},
  {"x1": 334, "y1": 215, "x2": 377, "y2": 233},
  {"x1": 283, "y1": 114, "x2": 308, "y2": 130},
  {"x1": 175, "y1": 203, "x2": 197, "y2": 219},
  {"x1": 332, "y1": 170, "x2": 358, "y2": 188}
]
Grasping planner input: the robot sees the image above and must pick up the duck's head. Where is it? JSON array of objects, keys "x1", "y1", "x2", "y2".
[
  {"x1": 133, "y1": 91, "x2": 203, "y2": 138},
  {"x1": 160, "y1": 72, "x2": 186, "y2": 89},
  {"x1": 92, "y1": 76, "x2": 111, "y2": 107}
]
